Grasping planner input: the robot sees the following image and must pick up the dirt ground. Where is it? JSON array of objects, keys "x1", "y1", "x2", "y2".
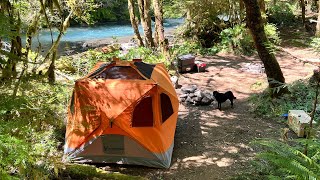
[{"x1": 99, "y1": 27, "x2": 318, "y2": 179}]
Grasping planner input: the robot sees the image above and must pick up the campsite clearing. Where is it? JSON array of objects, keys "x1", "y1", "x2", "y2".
[{"x1": 96, "y1": 45, "x2": 317, "y2": 179}]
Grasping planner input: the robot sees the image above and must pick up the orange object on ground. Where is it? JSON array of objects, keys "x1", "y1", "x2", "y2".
[{"x1": 63, "y1": 60, "x2": 179, "y2": 168}]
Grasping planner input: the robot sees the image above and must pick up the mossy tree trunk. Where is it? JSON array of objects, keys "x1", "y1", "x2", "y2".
[
  {"x1": 243, "y1": 0, "x2": 289, "y2": 97},
  {"x1": 128, "y1": 0, "x2": 144, "y2": 46},
  {"x1": 258, "y1": 0, "x2": 266, "y2": 14},
  {"x1": 316, "y1": 0, "x2": 320, "y2": 37},
  {"x1": 137, "y1": 0, "x2": 154, "y2": 47},
  {"x1": 258, "y1": 0, "x2": 267, "y2": 23},
  {"x1": 153, "y1": 0, "x2": 167, "y2": 54},
  {"x1": 239, "y1": 0, "x2": 245, "y2": 20},
  {"x1": 2, "y1": 2, "x2": 21, "y2": 81},
  {"x1": 301, "y1": 0, "x2": 306, "y2": 25},
  {"x1": 46, "y1": 11, "x2": 72, "y2": 84}
]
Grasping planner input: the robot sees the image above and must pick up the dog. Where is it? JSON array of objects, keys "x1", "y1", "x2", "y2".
[{"x1": 212, "y1": 91, "x2": 236, "y2": 110}]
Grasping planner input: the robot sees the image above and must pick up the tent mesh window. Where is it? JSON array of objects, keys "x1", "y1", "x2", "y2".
[
  {"x1": 132, "y1": 96, "x2": 154, "y2": 127},
  {"x1": 160, "y1": 93, "x2": 173, "y2": 123},
  {"x1": 95, "y1": 66, "x2": 145, "y2": 80}
]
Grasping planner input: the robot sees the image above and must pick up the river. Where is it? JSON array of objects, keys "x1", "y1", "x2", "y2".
[{"x1": 34, "y1": 18, "x2": 184, "y2": 56}]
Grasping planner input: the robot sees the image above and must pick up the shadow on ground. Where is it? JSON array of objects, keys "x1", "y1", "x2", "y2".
[{"x1": 93, "y1": 28, "x2": 317, "y2": 178}]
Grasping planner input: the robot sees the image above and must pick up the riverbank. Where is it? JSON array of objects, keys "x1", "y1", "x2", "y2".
[{"x1": 54, "y1": 26, "x2": 178, "y2": 57}]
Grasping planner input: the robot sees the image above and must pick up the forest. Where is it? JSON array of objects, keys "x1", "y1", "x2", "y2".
[{"x1": 1, "y1": 0, "x2": 320, "y2": 179}]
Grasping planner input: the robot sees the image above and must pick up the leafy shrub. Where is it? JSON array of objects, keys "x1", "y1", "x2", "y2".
[
  {"x1": 163, "y1": 2, "x2": 184, "y2": 18},
  {"x1": 57, "y1": 49, "x2": 119, "y2": 77},
  {"x1": 310, "y1": 37, "x2": 320, "y2": 54},
  {"x1": 267, "y1": 2, "x2": 297, "y2": 25},
  {"x1": 219, "y1": 24, "x2": 255, "y2": 55},
  {"x1": 169, "y1": 41, "x2": 202, "y2": 57},
  {"x1": 0, "y1": 80, "x2": 70, "y2": 179},
  {"x1": 124, "y1": 47, "x2": 168, "y2": 66},
  {"x1": 182, "y1": 18, "x2": 228, "y2": 48},
  {"x1": 218, "y1": 23, "x2": 280, "y2": 55},
  {"x1": 252, "y1": 139, "x2": 320, "y2": 179},
  {"x1": 250, "y1": 79, "x2": 318, "y2": 119},
  {"x1": 198, "y1": 46, "x2": 220, "y2": 56},
  {"x1": 249, "y1": 80, "x2": 318, "y2": 120},
  {"x1": 264, "y1": 23, "x2": 281, "y2": 45}
]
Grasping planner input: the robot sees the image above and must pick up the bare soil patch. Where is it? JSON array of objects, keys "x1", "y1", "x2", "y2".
[{"x1": 99, "y1": 29, "x2": 318, "y2": 179}]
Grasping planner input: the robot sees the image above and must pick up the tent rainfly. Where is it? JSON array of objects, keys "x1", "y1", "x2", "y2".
[{"x1": 63, "y1": 59, "x2": 179, "y2": 168}]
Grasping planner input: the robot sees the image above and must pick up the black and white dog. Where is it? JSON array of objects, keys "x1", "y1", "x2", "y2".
[{"x1": 212, "y1": 91, "x2": 236, "y2": 110}]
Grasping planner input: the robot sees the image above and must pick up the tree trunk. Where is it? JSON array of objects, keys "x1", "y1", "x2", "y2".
[
  {"x1": 46, "y1": 11, "x2": 72, "y2": 84},
  {"x1": 48, "y1": 51, "x2": 56, "y2": 84},
  {"x1": 137, "y1": 0, "x2": 154, "y2": 47},
  {"x1": 258, "y1": 0, "x2": 266, "y2": 14},
  {"x1": 153, "y1": 0, "x2": 166, "y2": 53},
  {"x1": 316, "y1": 0, "x2": 320, "y2": 37},
  {"x1": 243, "y1": 0, "x2": 288, "y2": 97},
  {"x1": 2, "y1": 5, "x2": 21, "y2": 81},
  {"x1": 128, "y1": 0, "x2": 144, "y2": 46},
  {"x1": 239, "y1": 0, "x2": 245, "y2": 21},
  {"x1": 258, "y1": 0, "x2": 267, "y2": 23},
  {"x1": 301, "y1": 0, "x2": 306, "y2": 25}
]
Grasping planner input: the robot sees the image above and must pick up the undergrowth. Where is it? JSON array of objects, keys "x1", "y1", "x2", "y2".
[
  {"x1": 56, "y1": 49, "x2": 118, "y2": 78},
  {"x1": 236, "y1": 79, "x2": 320, "y2": 180},
  {"x1": 232, "y1": 139, "x2": 320, "y2": 180},
  {"x1": 0, "y1": 79, "x2": 71, "y2": 179},
  {"x1": 249, "y1": 79, "x2": 319, "y2": 122},
  {"x1": 0, "y1": 62, "x2": 146, "y2": 179}
]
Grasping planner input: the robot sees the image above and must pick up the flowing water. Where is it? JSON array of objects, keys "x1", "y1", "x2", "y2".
[
  {"x1": 33, "y1": 18, "x2": 183, "y2": 56},
  {"x1": 38, "y1": 18, "x2": 184, "y2": 43}
]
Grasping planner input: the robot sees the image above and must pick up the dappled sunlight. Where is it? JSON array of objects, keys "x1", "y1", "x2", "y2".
[
  {"x1": 169, "y1": 140, "x2": 255, "y2": 170},
  {"x1": 216, "y1": 158, "x2": 234, "y2": 167},
  {"x1": 224, "y1": 146, "x2": 239, "y2": 154},
  {"x1": 205, "y1": 111, "x2": 237, "y2": 119},
  {"x1": 171, "y1": 155, "x2": 231, "y2": 169},
  {"x1": 97, "y1": 36, "x2": 317, "y2": 179},
  {"x1": 202, "y1": 121, "x2": 220, "y2": 128}
]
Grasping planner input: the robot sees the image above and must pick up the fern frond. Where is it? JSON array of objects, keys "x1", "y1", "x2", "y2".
[
  {"x1": 311, "y1": 151, "x2": 320, "y2": 162},
  {"x1": 254, "y1": 139, "x2": 320, "y2": 179}
]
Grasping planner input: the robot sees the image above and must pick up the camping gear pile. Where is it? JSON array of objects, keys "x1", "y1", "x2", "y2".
[
  {"x1": 177, "y1": 54, "x2": 195, "y2": 73},
  {"x1": 64, "y1": 59, "x2": 179, "y2": 168},
  {"x1": 177, "y1": 54, "x2": 207, "y2": 73},
  {"x1": 194, "y1": 61, "x2": 207, "y2": 72},
  {"x1": 179, "y1": 85, "x2": 214, "y2": 106}
]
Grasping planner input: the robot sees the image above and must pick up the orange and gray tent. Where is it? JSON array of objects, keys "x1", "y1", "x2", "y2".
[{"x1": 63, "y1": 59, "x2": 179, "y2": 168}]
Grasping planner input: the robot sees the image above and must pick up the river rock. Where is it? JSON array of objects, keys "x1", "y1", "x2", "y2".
[
  {"x1": 181, "y1": 85, "x2": 198, "y2": 93},
  {"x1": 179, "y1": 94, "x2": 188, "y2": 98},
  {"x1": 201, "y1": 96, "x2": 213, "y2": 105},
  {"x1": 82, "y1": 42, "x2": 88, "y2": 49},
  {"x1": 185, "y1": 96, "x2": 194, "y2": 104},
  {"x1": 178, "y1": 87, "x2": 216, "y2": 106},
  {"x1": 194, "y1": 90, "x2": 202, "y2": 98},
  {"x1": 202, "y1": 90, "x2": 214, "y2": 100}
]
